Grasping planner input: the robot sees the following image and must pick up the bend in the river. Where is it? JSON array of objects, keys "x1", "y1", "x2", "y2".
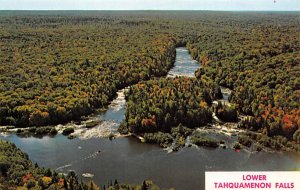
[{"x1": 0, "y1": 47, "x2": 299, "y2": 190}]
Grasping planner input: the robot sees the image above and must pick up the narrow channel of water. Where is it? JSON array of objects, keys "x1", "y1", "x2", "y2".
[
  {"x1": 167, "y1": 47, "x2": 200, "y2": 78},
  {"x1": 1, "y1": 47, "x2": 299, "y2": 190},
  {"x1": 67, "y1": 88, "x2": 127, "y2": 139}
]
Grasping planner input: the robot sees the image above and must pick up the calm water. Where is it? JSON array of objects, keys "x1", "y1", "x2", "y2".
[
  {"x1": 1, "y1": 47, "x2": 299, "y2": 190},
  {"x1": 167, "y1": 47, "x2": 200, "y2": 77},
  {"x1": 1, "y1": 134, "x2": 299, "y2": 190}
]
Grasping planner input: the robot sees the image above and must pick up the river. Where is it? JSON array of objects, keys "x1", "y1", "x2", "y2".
[{"x1": 1, "y1": 47, "x2": 299, "y2": 190}]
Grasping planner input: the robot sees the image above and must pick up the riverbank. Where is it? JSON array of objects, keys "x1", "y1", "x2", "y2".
[
  {"x1": 0, "y1": 88, "x2": 128, "y2": 139},
  {"x1": 0, "y1": 139, "x2": 102, "y2": 190},
  {"x1": 1, "y1": 11, "x2": 299, "y2": 190},
  {"x1": 0, "y1": 46, "x2": 299, "y2": 190},
  {"x1": 1, "y1": 133, "x2": 299, "y2": 190}
]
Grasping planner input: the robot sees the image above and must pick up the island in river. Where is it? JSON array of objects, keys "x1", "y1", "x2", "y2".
[
  {"x1": 1, "y1": 47, "x2": 299, "y2": 190},
  {"x1": 0, "y1": 11, "x2": 300, "y2": 190}
]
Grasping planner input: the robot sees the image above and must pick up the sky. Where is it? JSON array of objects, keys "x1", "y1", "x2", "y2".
[{"x1": 0, "y1": 0, "x2": 299, "y2": 11}]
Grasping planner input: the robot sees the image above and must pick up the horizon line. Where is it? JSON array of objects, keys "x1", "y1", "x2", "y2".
[{"x1": 1, "y1": 9, "x2": 299, "y2": 12}]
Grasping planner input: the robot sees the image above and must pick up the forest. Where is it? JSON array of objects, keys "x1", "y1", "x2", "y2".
[
  {"x1": 0, "y1": 139, "x2": 100, "y2": 190},
  {"x1": 0, "y1": 11, "x2": 299, "y2": 144},
  {"x1": 0, "y1": 12, "x2": 177, "y2": 127},
  {"x1": 121, "y1": 77, "x2": 213, "y2": 133},
  {"x1": 121, "y1": 11, "x2": 299, "y2": 144},
  {"x1": 0, "y1": 11, "x2": 300, "y2": 139},
  {"x1": 189, "y1": 12, "x2": 300, "y2": 140},
  {"x1": 0, "y1": 139, "x2": 171, "y2": 190},
  {"x1": 0, "y1": 10, "x2": 299, "y2": 190}
]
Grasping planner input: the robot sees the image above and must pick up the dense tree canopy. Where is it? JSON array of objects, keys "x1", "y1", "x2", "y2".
[
  {"x1": 0, "y1": 140, "x2": 102, "y2": 189},
  {"x1": 189, "y1": 13, "x2": 300, "y2": 139},
  {"x1": 122, "y1": 77, "x2": 213, "y2": 133},
  {"x1": 0, "y1": 10, "x2": 299, "y2": 189},
  {"x1": 0, "y1": 11, "x2": 299, "y2": 141},
  {"x1": 0, "y1": 12, "x2": 176, "y2": 127}
]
